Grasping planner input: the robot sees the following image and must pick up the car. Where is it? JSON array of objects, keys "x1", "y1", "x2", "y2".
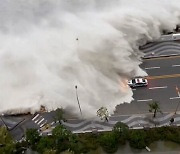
[{"x1": 128, "y1": 77, "x2": 148, "y2": 88}]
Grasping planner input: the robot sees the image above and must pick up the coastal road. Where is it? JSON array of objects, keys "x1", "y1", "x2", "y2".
[
  {"x1": 39, "y1": 55, "x2": 180, "y2": 134},
  {"x1": 4, "y1": 55, "x2": 180, "y2": 140},
  {"x1": 115, "y1": 55, "x2": 180, "y2": 115}
]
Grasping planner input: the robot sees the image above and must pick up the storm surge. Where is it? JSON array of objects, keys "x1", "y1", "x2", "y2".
[{"x1": 0, "y1": 0, "x2": 179, "y2": 118}]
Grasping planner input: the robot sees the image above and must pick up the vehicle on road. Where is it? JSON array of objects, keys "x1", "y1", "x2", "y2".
[{"x1": 128, "y1": 77, "x2": 148, "y2": 88}]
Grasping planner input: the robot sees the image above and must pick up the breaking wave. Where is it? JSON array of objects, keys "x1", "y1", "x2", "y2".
[{"x1": 0, "y1": 0, "x2": 180, "y2": 118}]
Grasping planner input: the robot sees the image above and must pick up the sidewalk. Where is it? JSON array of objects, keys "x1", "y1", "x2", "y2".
[
  {"x1": 140, "y1": 41, "x2": 180, "y2": 58},
  {"x1": 44, "y1": 112, "x2": 180, "y2": 134}
]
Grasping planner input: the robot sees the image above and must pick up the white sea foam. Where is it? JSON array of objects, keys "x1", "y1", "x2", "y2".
[{"x1": 0, "y1": 0, "x2": 179, "y2": 118}]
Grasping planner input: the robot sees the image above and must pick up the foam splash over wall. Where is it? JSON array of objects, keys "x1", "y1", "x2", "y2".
[{"x1": 0, "y1": 0, "x2": 180, "y2": 118}]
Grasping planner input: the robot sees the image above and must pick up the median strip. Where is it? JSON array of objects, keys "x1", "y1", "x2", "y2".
[{"x1": 147, "y1": 74, "x2": 180, "y2": 80}]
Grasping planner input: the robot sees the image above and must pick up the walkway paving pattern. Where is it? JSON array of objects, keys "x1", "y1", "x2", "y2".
[
  {"x1": 140, "y1": 41, "x2": 180, "y2": 58},
  {"x1": 40, "y1": 112, "x2": 180, "y2": 135}
]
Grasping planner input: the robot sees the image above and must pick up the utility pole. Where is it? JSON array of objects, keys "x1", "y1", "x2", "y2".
[
  {"x1": 75, "y1": 85, "x2": 83, "y2": 118},
  {"x1": 175, "y1": 86, "x2": 180, "y2": 114}
]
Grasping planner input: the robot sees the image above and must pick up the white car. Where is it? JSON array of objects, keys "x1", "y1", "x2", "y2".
[{"x1": 128, "y1": 77, "x2": 148, "y2": 88}]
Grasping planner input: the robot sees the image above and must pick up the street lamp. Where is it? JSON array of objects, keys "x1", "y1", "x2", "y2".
[
  {"x1": 75, "y1": 85, "x2": 83, "y2": 118},
  {"x1": 175, "y1": 86, "x2": 180, "y2": 114}
]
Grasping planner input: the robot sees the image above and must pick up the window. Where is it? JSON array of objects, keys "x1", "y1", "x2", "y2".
[{"x1": 132, "y1": 79, "x2": 136, "y2": 84}]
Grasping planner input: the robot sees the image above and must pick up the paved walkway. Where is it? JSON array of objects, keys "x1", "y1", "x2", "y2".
[
  {"x1": 41, "y1": 112, "x2": 180, "y2": 135},
  {"x1": 140, "y1": 41, "x2": 180, "y2": 58}
]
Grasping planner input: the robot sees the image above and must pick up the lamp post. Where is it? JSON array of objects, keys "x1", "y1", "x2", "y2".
[
  {"x1": 175, "y1": 86, "x2": 180, "y2": 114},
  {"x1": 75, "y1": 85, "x2": 83, "y2": 118}
]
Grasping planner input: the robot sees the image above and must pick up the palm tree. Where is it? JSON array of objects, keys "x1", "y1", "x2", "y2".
[{"x1": 148, "y1": 101, "x2": 161, "y2": 118}]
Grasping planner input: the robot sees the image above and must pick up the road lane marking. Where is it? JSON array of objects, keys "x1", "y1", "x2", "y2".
[
  {"x1": 51, "y1": 121, "x2": 55, "y2": 125},
  {"x1": 172, "y1": 64, "x2": 180, "y2": 67},
  {"x1": 40, "y1": 124, "x2": 45, "y2": 128},
  {"x1": 149, "y1": 86, "x2": 167, "y2": 90},
  {"x1": 40, "y1": 120, "x2": 47, "y2": 128},
  {"x1": 132, "y1": 89, "x2": 136, "y2": 91},
  {"x1": 147, "y1": 74, "x2": 180, "y2": 80},
  {"x1": 170, "y1": 97, "x2": 180, "y2": 100},
  {"x1": 35, "y1": 119, "x2": 39, "y2": 123},
  {"x1": 137, "y1": 99, "x2": 152, "y2": 102},
  {"x1": 34, "y1": 116, "x2": 42, "y2": 123},
  {"x1": 145, "y1": 67, "x2": 160, "y2": 70},
  {"x1": 144, "y1": 55, "x2": 180, "y2": 61},
  {"x1": 37, "y1": 118, "x2": 45, "y2": 125},
  {"x1": 32, "y1": 114, "x2": 39, "y2": 121}
]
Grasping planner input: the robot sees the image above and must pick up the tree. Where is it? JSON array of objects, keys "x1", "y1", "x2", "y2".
[
  {"x1": 113, "y1": 122, "x2": 129, "y2": 144},
  {"x1": 36, "y1": 136, "x2": 54, "y2": 153},
  {"x1": 75, "y1": 133, "x2": 99, "y2": 153},
  {"x1": 54, "y1": 108, "x2": 66, "y2": 124},
  {"x1": 0, "y1": 126, "x2": 15, "y2": 154},
  {"x1": 52, "y1": 125, "x2": 72, "y2": 152},
  {"x1": 98, "y1": 132, "x2": 118, "y2": 153},
  {"x1": 97, "y1": 107, "x2": 109, "y2": 122},
  {"x1": 129, "y1": 130, "x2": 147, "y2": 149},
  {"x1": 26, "y1": 128, "x2": 40, "y2": 149},
  {"x1": 52, "y1": 125, "x2": 71, "y2": 140},
  {"x1": 14, "y1": 141, "x2": 28, "y2": 154},
  {"x1": 148, "y1": 101, "x2": 161, "y2": 118}
]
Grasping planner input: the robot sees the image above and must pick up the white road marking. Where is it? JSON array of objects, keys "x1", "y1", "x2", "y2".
[
  {"x1": 34, "y1": 120, "x2": 39, "y2": 123},
  {"x1": 132, "y1": 89, "x2": 136, "y2": 91},
  {"x1": 32, "y1": 114, "x2": 39, "y2": 121},
  {"x1": 40, "y1": 120, "x2": 47, "y2": 128},
  {"x1": 137, "y1": 99, "x2": 152, "y2": 102},
  {"x1": 40, "y1": 124, "x2": 45, "y2": 128},
  {"x1": 172, "y1": 65, "x2": 180, "y2": 67},
  {"x1": 149, "y1": 86, "x2": 167, "y2": 90},
  {"x1": 51, "y1": 121, "x2": 55, "y2": 125},
  {"x1": 47, "y1": 133, "x2": 52, "y2": 136},
  {"x1": 37, "y1": 118, "x2": 45, "y2": 125},
  {"x1": 170, "y1": 96, "x2": 180, "y2": 100},
  {"x1": 34, "y1": 116, "x2": 42, "y2": 123},
  {"x1": 145, "y1": 67, "x2": 160, "y2": 70}
]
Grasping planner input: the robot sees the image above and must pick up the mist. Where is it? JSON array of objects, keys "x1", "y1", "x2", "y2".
[{"x1": 0, "y1": 0, "x2": 180, "y2": 118}]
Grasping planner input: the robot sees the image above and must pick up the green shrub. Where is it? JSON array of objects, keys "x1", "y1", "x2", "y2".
[
  {"x1": 36, "y1": 136, "x2": 54, "y2": 153},
  {"x1": 129, "y1": 130, "x2": 147, "y2": 149},
  {"x1": 145, "y1": 128, "x2": 161, "y2": 145},
  {"x1": 14, "y1": 141, "x2": 28, "y2": 154},
  {"x1": 0, "y1": 126, "x2": 16, "y2": 154},
  {"x1": 77, "y1": 133, "x2": 99, "y2": 151},
  {"x1": 113, "y1": 122, "x2": 129, "y2": 144},
  {"x1": 26, "y1": 128, "x2": 41, "y2": 150},
  {"x1": 156, "y1": 126, "x2": 169, "y2": 140},
  {"x1": 98, "y1": 132, "x2": 118, "y2": 153},
  {"x1": 164, "y1": 127, "x2": 180, "y2": 143}
]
